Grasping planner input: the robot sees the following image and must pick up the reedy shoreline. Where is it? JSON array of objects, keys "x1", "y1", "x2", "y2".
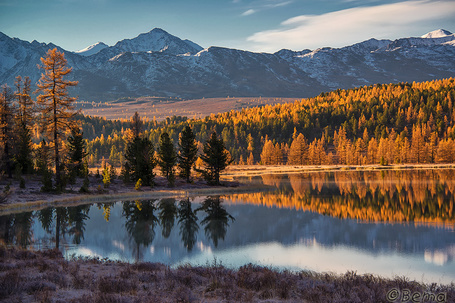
[{"x1": 0, "y1": 246, "x2": 453, "y2": 303}]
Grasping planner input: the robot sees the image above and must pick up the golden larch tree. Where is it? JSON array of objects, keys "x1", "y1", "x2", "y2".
[
  {"x1": 35, "y1": 48, "x2": 78, "y2": 190},
  {"x1": 260, "y1": 140, "x2": 275, "y2": 165},
  {"x1": 247, "y1": 152, "x2": 255, "y2": 165},
  {"x1": 288, "y1": 133, "x2": 308, "y2": 165}
]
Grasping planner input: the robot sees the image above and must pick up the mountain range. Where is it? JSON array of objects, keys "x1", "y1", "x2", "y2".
[{"x1": 0, "y1": 28, "x2": 454, "y2": 101}]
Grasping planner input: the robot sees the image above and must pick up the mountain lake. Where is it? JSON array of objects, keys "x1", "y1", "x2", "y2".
[{"x1": 1, "y1": 169, "x2": 454, "y2": 285}]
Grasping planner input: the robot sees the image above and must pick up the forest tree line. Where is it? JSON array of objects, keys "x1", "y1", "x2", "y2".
[{"x1": 80, "y1": 78, "x2": 455, "y2": 167}]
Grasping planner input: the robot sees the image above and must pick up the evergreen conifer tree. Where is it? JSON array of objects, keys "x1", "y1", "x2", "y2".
[
  {"x1": 36, "y1": 140, "x2": 53, "y2": 192},
  {"x1": 67, "y1": 125, "x2": 87, "y2": 177},
  {"x1": 158, "y1": 132, "x2": 177, "y2": 186},
  {"x1": 124, "y1": 113, "x2": 156, "y2": 186},
  {"x1": 0, "y1": 84, "x2": 15, "y2": 178},
  {"x1": 178, "y1": 125, "x2": 198, "y2": 183},
  {"x1": 14, "y1": 76, "x2": 34, "y2": 174},
  {"x1": 199, "y1": 132, "x2": 231, "y2": 185}
]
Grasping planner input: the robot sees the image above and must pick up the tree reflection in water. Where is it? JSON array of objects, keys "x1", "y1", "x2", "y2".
[
  {"x1": 38, "y1": 207, "x2": 53, "y2": 233},
  {"x1": 67, "y1": 205, "x2": 90, "y2": 244},
  {"x1": 232, "y1": 170, "x2": 455, "y2": 228},
  {"x1": 0, "y1": 213, "x2": 14, "y2": 244},
  {"x1": 123, "y1": 200, "x2": 158, "y2": 261},
  {"x1": 196, "y1": 196, "x2": 235, "y2": 248},
  {"x1": 178, "y1": 198, "x2": 199, "y2": 251},
  {"x1": 54, "y1": 208, "x2": 68, "y2": 249},
  {"x1": 0, "y1": 211, "x2": 33, "y2": 248},
  {"x1": 0, "y1": 204, "x2": 91, "y2": 249},
  {"x1": 0, "y1": 196, "x2": 236, "y2": 256},
  {"x1": 157, "y1": 198, "x2": 177, "y2": 239}
]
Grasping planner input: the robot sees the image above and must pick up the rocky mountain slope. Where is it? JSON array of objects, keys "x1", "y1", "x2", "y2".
[{"x1": 0, "y1": 28, "x2": 454, "y2": 101}]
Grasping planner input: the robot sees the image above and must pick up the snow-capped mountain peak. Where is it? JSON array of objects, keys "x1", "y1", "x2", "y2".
[
  {"x1": 76, "y1": 42, "x2": 108, "y2": 56},
  {"x1": 110, "y1": 28, "x2": 203, "y2": 55},
  {"x1": 421, "y1": 29, "x2": 453, "y2": 38},
  {"x1": 0, "y1": 29, "x2": 454, "y2": 102}
]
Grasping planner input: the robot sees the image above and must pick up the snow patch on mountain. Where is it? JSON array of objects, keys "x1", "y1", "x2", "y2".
[
  {"x1": 421, "y1": 29, "x2": 453, "y2": 38},
  {"x1": 76, "y1": 42, "x2": 108, "y2": 56}
]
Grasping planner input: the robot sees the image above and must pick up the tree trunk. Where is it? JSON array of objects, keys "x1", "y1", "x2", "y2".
[{"x1": 53, "y1": 77, "x2": 60, "y2": 189}]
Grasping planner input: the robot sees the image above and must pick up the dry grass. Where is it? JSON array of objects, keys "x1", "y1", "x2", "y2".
[{"x1": 1, "y1": 246, "x2": 453, "y2": 303}]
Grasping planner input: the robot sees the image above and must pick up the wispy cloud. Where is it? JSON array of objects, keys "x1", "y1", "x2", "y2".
[
  {"x1": 242, "y1": 9, "x2": 257, "y2": 16},
  {"x1": 265, "y1": 1, "x2": 292, "y2": 8},
  {"x1": 247, "y1": 0, "x2": 455, "y2": 52},
  {"x1": 239, "y1": 0, "x2": 293, "y2": 17}
]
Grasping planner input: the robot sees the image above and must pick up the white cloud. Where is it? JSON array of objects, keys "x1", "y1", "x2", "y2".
[
  {"x1": 240, "y1": 0, "x2": 293, "y2": 16},
  {"x1": 265, "y1": 1, "x2": 293, "y2": 8},
  {"x1": 242, "y1": 9, "x2": 257, "y2": 16},
  {"x1": 247, "y1": 0, "x2": 455, "y2": 52}
]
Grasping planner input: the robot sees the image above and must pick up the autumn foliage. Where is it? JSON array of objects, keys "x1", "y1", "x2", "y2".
[
  {"x1": 35, "y1": 48, "x2": 78, "y2": 189},
  {"x1": 228, "y1": 169, "x2": 455, "y2": 228},
  {"x1": 81, "y1": 78, "x2": 455, "y2": 168}
]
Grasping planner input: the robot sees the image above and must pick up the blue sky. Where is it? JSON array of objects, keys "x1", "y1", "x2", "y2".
[{"x1": 1, "y1": 0, "x2": 454, "y2": 53}]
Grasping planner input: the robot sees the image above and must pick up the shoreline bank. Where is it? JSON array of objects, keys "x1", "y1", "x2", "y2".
[
  {"x1": 2, "y1": 164, "x2": 455, "y2": 214},
  {"x1": 223, "y1": 163, "x2": 455, "y2": 178},
  {"x1": 0, "y1": 180, "x2": 271, "y2": 215},
  {"x1": 0, "y1": 246, "x2": 453, "y2": 303}
]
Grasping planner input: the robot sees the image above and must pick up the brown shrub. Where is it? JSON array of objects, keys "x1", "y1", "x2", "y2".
[
  {"x1": 24, "y1": 280, "x2": 57, "y2": 294},
  {"x1": 98, "y1": 276, "x2": 137, "y2": 294},
  {"x1": 92, "y1": 292, "x2": 130, "y2": 303},
  {"x1": 236, "y1": 264, "x2": 278, "y2": 291},
  {"x1": 171, "y1": 285, "x2": 195, "y2": 303},
  {"x1": 41, "y1": 248, "x2": 63, "y2": 259},
  {"x1": 132, "y1": 262, "x2": 166, "y2": 272},
  {"x1": 43, "y1": 271, "x2": 69, "y2": 288},
  {"x1": 0, "y1": 269, "x2": 22, "y2": 297}
]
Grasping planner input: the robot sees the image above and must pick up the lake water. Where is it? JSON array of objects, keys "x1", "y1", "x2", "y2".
[{"x1": 1, "y1": 169, "x2": 454, "y2": 284}]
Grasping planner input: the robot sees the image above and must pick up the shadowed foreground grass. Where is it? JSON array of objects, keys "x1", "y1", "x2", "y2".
[{"x1": 0, "y1": 246, "x2": 453, "y2": 303}]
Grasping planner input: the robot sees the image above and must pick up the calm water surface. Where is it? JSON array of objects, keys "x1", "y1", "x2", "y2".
[{"x1": 1, "y1": 169, "x2": 454, "y2": 284}]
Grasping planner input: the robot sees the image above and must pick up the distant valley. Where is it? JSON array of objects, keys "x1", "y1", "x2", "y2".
[{"x1": 75, "y1": 96, "x2": 295, "y2": 120}]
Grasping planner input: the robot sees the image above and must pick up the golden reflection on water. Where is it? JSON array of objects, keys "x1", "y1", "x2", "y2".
[{"x1": 229, "y1": 170, "x2": 455, "y2": 229}]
